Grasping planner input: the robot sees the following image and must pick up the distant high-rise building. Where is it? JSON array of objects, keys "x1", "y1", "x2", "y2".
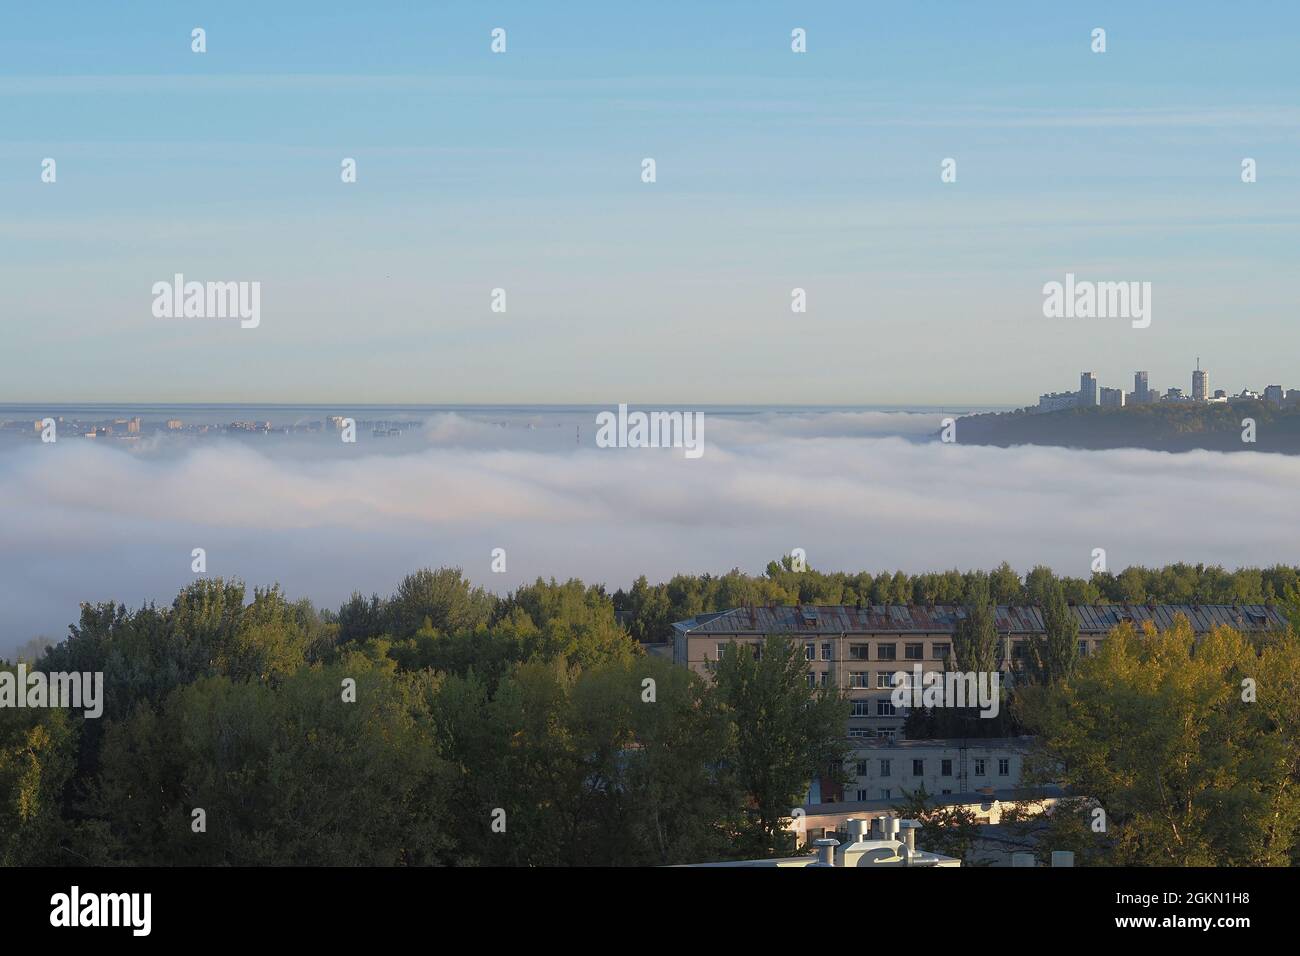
[
  {"x1": 1079, "y1": 372, "x2": 1099, "y2": 407},
  {"x1": 1100, "y1": 387, "x2": 1125, "y2": 407},
  {"x1": 1134, "y1": 371, "x2": 1149, "y2": 402},
  {"x1": 1192, "y1": 359, "x2": 1208, "y2": 402},
  {"x1": 1264, "y1": 385, "x2": 1284, "y2": 406}
]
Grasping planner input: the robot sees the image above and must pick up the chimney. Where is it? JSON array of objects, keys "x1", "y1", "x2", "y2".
[
  {"x1": 846, "y1": 818, "x2": 869, "y2": 841},
  {"x1": 814, "y1": 838, "x2": 838, "y2": 867}
]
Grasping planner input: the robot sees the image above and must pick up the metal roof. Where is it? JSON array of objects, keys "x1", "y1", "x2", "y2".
[{"x1": 672, "y1": 603, "x2": 1288, "y2": 636}]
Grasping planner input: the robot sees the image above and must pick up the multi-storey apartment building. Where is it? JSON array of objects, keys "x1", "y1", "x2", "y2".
[
  {"x1": 1134, "y1": 370, "x2": 1149, "y2": 402},
  {"x1": 1035, "y1": 390, "x2": 1078, "y2": 413},
  {"x1": 1099, "y1": 386, "x2": 1125, "y2": 407},
  {"x1": 671, "y1": 603, "x2": 1287, "y2": 740},
  {"x1": 1079, "y1": 371, "x2": 1099, "y2": 406},
  {"x1": 839, "y1": 737, "x2": 1031, "y2": 803}
]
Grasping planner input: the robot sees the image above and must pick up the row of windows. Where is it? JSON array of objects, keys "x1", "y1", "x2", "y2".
[
  {"x1": 1009, "y1": 640, "x2": 1097, "y2": 660},
  {"x1": 851, "y1": 700, "x2": 899, "y2": 717},
  {"x1": 716, "y1": 639, "x2": 1096, "y2": 662},
  {"x1": 855, "y1": 788, "x2": 952, "y2": 800},
  {"x1": 842, "y1": 642, "x2": 948, "y2": 662},
  {"x1": 853, "y1": 757, "x2": 1012, "y2": 778},
  {"x1": 859, "y1": 789, "x2": 893, "y2": 801},
  {"x1": 848, "y1": 728, "x2": 896, "y2": 740},
  {"x1": 807, "y1": 672, "x2": 930, "y2": 690}
]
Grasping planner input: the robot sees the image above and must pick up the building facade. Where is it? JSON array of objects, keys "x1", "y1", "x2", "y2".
[
  {"x1": 1036, "y1": 391, "x2": 1077, "y2": 413},
  {"x1": 1100, "y1": 386, "x2": 1125, "y2": 407},
  {"x1": 838, "y1": 737, "x2": 1031, "y2": 803},
  {"x1": 1192, "y1": 363, "x2": 1209, "y2": 402},
  {"x1": 672, "y1": 603, "x2": 1287, "y2": 740},
  {"x1": 1079, "y1": 371, "x2": 1099, "y2": 406}
]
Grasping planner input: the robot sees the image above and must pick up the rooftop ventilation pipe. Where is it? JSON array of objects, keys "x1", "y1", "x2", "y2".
[{"x1": 814, "y1": 838, "x2": 838, "y2": 867}]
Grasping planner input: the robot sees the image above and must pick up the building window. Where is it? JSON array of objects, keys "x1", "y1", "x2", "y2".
[
  {"x1": 878, "y1": 729, "x2": 896, "y2": 741},
  {"x1": 807, "y1": 672, "x2": 817, "y2": 688},
  {"x1": 974, "y1": 758, "x2": 986, "y2": 776},
  {"x1": 1078, "y1": 639, "x2": 1089, "y2": 658},
  {"x1": 752, "y1": 644, "x2": 762, "y2": 660},
  {"x1": 942, "y1": 789, "x2": 952, "y2": 795},
  {"x1": 856, "y1": 789, "x2": 868, "y2": 802},
  {"x1": 855, "y1": 760, "x2": 868, "y2": 776},
  {"x1": 879, "y1": 759, "x2": 892, "y2": 777},
  {"x1": 941, "y1": 759, "x2": 953, "y2": 777},
  {"x1": 819, "y1": 671, "x2": 829, "y2": 687},
  {"x1": 876, "y1": 700, "x2": 896, "y2": 717},
  {"x1": 877, "y1": 643, "x2": 897, "y2": 661},
  {"x1": 879, "y1": 789, "x2": 892, "y2": 800},
  {"x1": 912, "y1": 759, "x2": 924, "y2": 776},
  {"x1": 850, "y1": 672, "x2": 870, "y2": 689},
  {"x1": 999, "y1": 758, "x2": 1010, "y2": 776},
  {"x1": 905, "y1": 642, "x2": 924, "y2": 660},
  {"x1": 805, "y1": 642, "x2": 816, "y2": 661},
  {"x1": 932, "y1": 642, "x2": 950, "y2": 660},
  {"x1": 876, "y1": 672, "x2": 894, "y2": 689},
  {"x1": 852, "y1": 701, "x2": 871, "y2": 717},
  {"x1": 821, "y1": 642, "x2": 833, "y2": 661},
  {"x1": 848, "y1": 729, "x2": 871, "y2": 739},
  {"x1": 716, "y1": 643, "x2": 728, "y2": 659},
  {"x1": 850, "y1": 644, "x2": 869, "y2": 661},
  {"x1": 1011, "y1": 640, "x2": 1026, "y2": 661}
]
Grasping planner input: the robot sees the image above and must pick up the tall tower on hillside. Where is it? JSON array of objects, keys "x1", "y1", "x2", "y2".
[{"x1": 1192, "y1": 358, "x2": 1208, "y2": 402}]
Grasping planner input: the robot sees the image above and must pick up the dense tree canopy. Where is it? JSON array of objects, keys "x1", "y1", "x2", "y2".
[
  {"x1": 1015, "y1": 619, "x2": 1300, "y2": 865},
  {"x1": 4, "y1": 559, "x2": 1298, "y2": 867},
  {"x1": 614, "y1": 560, "x2": 1300, "y2": 642},
  {"x1": 1, "y1": 568, "x2": 841, "y2": 866}
]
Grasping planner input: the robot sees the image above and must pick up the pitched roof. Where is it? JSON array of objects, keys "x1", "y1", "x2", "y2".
[{"x1": 672, "y1": 603, "x2": 1287, "y2": 636}]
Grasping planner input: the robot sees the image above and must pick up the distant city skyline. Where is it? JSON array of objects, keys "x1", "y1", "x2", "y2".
[
  {"x1": 2, "y1": 1, "x2": 1298, "y2": 405},
  {"x1": 1033, "y1": 357, "x2": 1298, "y2": 413}
]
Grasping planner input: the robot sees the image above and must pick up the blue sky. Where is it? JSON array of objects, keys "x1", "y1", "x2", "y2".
[{"x1": 1, "y1": 1, "x2": 1296, "y2": 404}]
